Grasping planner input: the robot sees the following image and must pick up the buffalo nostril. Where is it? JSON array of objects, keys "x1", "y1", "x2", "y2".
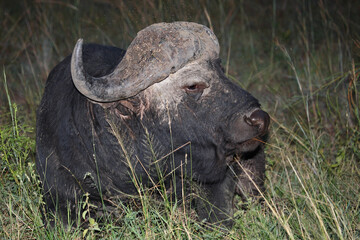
[{"x1": 244, "y1": 109, "x2": 270, "y2": 135}]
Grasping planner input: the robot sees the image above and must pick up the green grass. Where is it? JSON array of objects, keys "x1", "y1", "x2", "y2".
[{"x1": 1, "y1": 0, "x2": 360, "y2": 239}]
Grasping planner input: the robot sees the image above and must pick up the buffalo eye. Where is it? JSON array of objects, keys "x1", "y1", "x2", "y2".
[
  {"x1": 184, "y1": 83, "x2": 207, "y2": 93},
  {"x1": 183, "y1": 83, "x2": 207, "y2": 100}
]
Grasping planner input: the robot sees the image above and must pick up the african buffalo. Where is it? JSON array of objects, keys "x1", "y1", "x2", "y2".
[{"x1": 36, "y1": 22, "x2": 269, "y2": 227}]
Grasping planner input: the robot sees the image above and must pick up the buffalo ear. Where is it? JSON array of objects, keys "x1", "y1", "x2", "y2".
[{"x1": 71, "y1": 22, "x2": 220, "y2": 102}]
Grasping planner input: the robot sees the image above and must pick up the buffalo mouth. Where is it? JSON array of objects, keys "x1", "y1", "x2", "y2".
[
  {"x1": 225, "y1": 134, "x2": 267, "y2": 158},
  {"x1": 237, "y1": 136, "x2": 265, "y2": 153}
]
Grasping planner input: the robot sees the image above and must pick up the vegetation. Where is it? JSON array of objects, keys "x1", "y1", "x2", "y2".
[{"x1": 1, "y1": 0, "x2": 359, "y2": 239}]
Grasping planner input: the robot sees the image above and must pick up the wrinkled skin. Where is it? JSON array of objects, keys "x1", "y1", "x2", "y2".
[{"x1": 36, "y1": 43, "x2": 268, "y2": 227}]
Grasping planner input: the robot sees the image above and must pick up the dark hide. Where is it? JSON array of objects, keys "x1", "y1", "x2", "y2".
[{"x1": 36, "y1": 44, "x2": 267, "y2": 227}]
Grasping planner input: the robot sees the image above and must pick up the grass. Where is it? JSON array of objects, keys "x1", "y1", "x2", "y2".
[{"x1": 1, "y1": 0, "x2": 360, "y2": 239}]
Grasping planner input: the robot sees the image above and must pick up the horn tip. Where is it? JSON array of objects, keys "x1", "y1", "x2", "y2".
[{"x1": 75, "y1": 38, "x2": 84, "y2": 48}]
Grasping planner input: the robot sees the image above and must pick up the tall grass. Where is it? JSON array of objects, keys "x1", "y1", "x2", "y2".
[{"x1": 1, "y1": 0, "x2": 359, "y2": 239}]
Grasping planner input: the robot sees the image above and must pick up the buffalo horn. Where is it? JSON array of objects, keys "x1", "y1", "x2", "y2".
[{"x1": 71, "y1": 22, "x2": 220, "y2": 102}]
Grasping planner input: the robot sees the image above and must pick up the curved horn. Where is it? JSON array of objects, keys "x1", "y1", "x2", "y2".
[{"x1": 71, "y1": 22, "x2": 220, "y2": 102}]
